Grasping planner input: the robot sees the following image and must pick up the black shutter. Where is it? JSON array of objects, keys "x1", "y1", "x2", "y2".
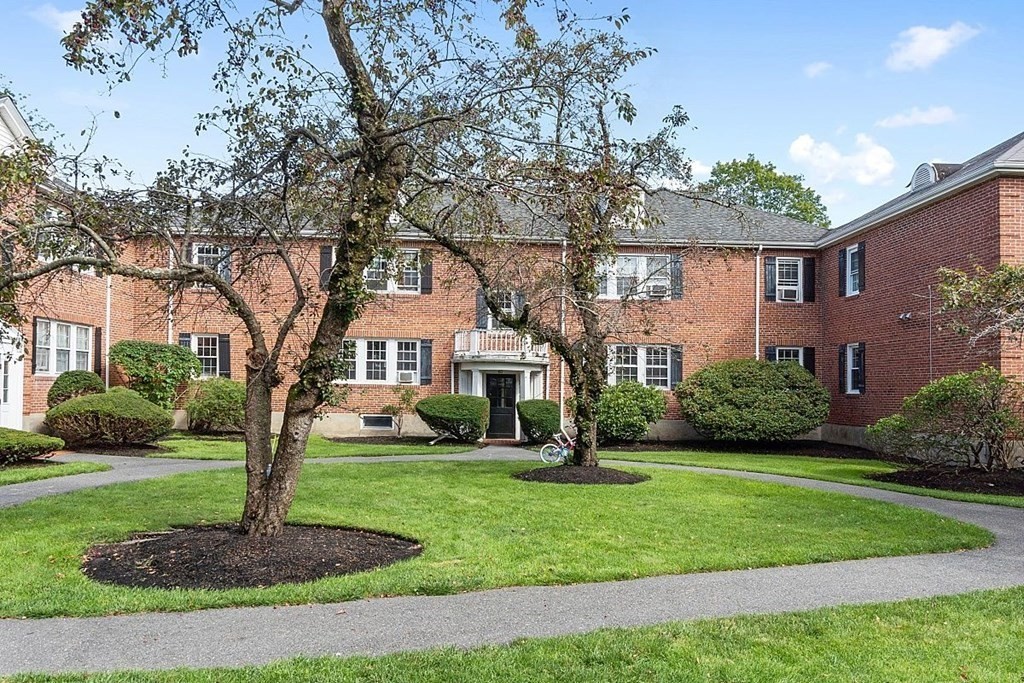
[
  {"x1": 319, "y1": 245, "x2": 333, "y2": 291},
  {"x1": 93, "y1": 327, "x2": 103, "y2": 375},
  {"x1": 764, "y1": 256, "x2": 777, "y2": 301},
  {"x1": 31, "y1": 316, "x2": 39, "y2": 375},
  {"x1": 670, "y1": 254, "x2": 683, "y2": 300},
  {"x1": 178, "y1": 332, "x2": 191, "y2": 348},
  {"x1": 839, "y1": 344, "x2": 847, "y2": 394},
  {"x1": 513, "y1": 291, "x2": 526, "y2": 317},
  {"x1": 217, "y1": 334, "x2": 231, "y2": 378},
  {"x1": 420, "y1": 339, "x2": 433, "y2": 385},
  {"x1": 857, "y1": 242, "x2": 866, "y2": 292},
  {"x1": 0, "y1": 239, "x2": 11, "y2": 273},
  {"x1": 475, "y1": 289, "x2": 488, "y2": 329},
  {"x1": 765, "y1": 346, "x2": 777, "y2": 362},
  {"x1": 857, "y1": 342, "x2": 866, "y2": 393},
  {"x1": 420, "y1": 249, "x2": 433, "y2": 294},
  {"x1": 669, "y1": 345, "x2": 683, "y2": 388},
  {"x1": 839, "y1": 249, "x2": 847, "y2": 297},
  {"x1": 802, "y1": 257, "x2": 815, "y2": 303},
  {"x1": 219, "y1": 246, "x2": 231, "y2": 282},
  {"x1": 803, "y1": 347, "x2": 816, "y2": 376}
]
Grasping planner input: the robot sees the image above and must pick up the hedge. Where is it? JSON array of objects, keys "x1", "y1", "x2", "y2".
[
  {"x1": 0, "y1": 428, "x2": 65, "y2": 467},
  {"x1": 108, "y1": 340, "x2": 201, "y2": 408},
  {"x1": 676, "y1": 358, "x2": 830, "y2": 442},
  {"x1": 596, "y1": 381, "x2": 668, "y2": 444},
  {"x1": 415, "y1": 395, "x2": 490, "y2": 442},
  {"x1": 46, "y1": 388, "x2": 173, "y2": 447},
  {"x1": 187, "y1": 378, "x2": 246, "y2": 433},
  {"x1": 47, "y1": 370, "x2": 105, "y2": 408},
  {"x1": 516, "y1": 399, "x2": 560, "y2": 444}
]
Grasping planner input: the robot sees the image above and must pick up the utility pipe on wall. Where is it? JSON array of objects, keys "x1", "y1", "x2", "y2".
[
  {"x1": 104, "y1": 275, "x2": 112, "y2": 388},
  {"x1": 754, "y1": 245, "x2": 763, "y2": 359}
]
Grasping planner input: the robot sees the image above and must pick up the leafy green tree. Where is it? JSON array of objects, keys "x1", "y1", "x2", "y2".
[{"x1": 697, "y1": 154, "x2": 830, "y2": 227}]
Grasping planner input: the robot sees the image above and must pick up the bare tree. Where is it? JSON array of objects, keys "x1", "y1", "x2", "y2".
[{"x1": 1, "y1": 1, "x2": 680, "y2": 531}]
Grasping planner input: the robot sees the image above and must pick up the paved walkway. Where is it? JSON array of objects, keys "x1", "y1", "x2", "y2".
[{"x1": 2, "y1": 450, "x2": 1024, "y2": 675}]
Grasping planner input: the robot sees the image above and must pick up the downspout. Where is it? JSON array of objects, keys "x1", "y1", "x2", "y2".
[
  {"x1": 104, "y1": 275, "x2": 112, "y2": 388},
  {"x1": 559, "y1": 239, "x2": 568, "y2": 426},
  {"x1": 166, "y1": 247, "x2": 174, "y2": 344},
  {"x1": 754, "y1": 245, "x2": 763, "y2": 359}
]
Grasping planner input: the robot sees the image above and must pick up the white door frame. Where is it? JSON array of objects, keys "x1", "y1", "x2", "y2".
[{"x1": 0, "y1": 325, "x2": 25, "y2": 431}]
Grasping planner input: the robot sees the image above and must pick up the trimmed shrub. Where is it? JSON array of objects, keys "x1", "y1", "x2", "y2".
[
  {"x1": 46, "y1": 388, "x2": 173, "y2": 447},
  {"x1": 47, "y1": 370, "x2": 105, "y2": 408},
  {"x1": 186, "y1": 378, "x2": 246, "y2": 434},
  {"x1": 415, "y1": 395, "x2": 489, "y2": 442},
  {"x1": 516, "y1": 399, "x2": 560, "y2": 444},
  {"x1": 596, "y1": 381, "x2": 668, "y2": 444},
  {"x1": 0, "y1": 427, "x2": 65, "y2": 467},
  {"x1": 676, "y1": 359, "x2": 830, "y2": 442},
  {"x1": 866, "y1": 366, "x2": 1024, "y2": 471},
  {"x1": 108, "y1": 340, "x2": 201, "y2": 408}
]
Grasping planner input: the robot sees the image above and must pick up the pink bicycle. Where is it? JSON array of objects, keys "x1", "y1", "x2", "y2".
[{"x1": 539, "y1": 429, "x2": 574, "y2": 464}]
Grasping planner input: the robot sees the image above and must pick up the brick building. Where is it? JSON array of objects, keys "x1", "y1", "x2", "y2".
[{"x1": 4, "y1": 95, "x2": 1024, "y2": 445}]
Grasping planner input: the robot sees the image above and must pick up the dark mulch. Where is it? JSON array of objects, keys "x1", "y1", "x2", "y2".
[
  {"x1": 73, "y1": 443, "x2": 173, "y2": 458},
  {"x1": 601, "y1": 439, "x2": 898, "y2": 462},
  {"x1": 515, "y1": 465, "x2": 649, "y2": 485},
  {"x1": 4, "y1": 459, "x2": 58, "y2": 470},
  {"x1": 870, "y1": 467, "x2": 1024, "y2": 498},
  {"x1": 83, "y1": 524, "x2": 423, "y2": 590}
]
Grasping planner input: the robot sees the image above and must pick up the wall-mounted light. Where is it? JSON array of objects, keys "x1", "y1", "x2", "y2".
[{"x1": 898, "y1": 312, "x2": 913, "y2": 321}]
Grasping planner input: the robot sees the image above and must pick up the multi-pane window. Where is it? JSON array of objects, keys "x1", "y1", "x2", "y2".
[
  {"x1": 608, "y1": 344, "x2": 674, "y2": 389},
  {"x1": 34, "y1": 319, "x2": 91, "y2": 375},
  {"x1": 193, "y1": 335, "x2": 220, "y2": 378},
  {"x1": 487, "y1": 291, "x2": 518, "y2": 330},
  {"x1": 776, "y1": 258, "x2": 802, "y2": 302},
  {"x1": 363, "y1": 250, "x2": 421, "y2": 293},
  {"x1": 192, "y1": 244, "x2": 231, "y2": 283},
  {"x1": 776, "y1": 347, "x2": 803, "y2": 364},
  {"x1": 846, "y1": 343, "x2": 865, "y2": 395},
  {"x1": 336, "y1": 339, "x2": 422, "y2": 384},
  {"x1": 599, "y1": 254, "x2": 674, "y2": 299},
  {"x1": 844, "y1": 244, "x2": 862, "y2": 296}
]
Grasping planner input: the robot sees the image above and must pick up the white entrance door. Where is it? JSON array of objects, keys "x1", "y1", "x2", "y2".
[{"x1": 0, "y1": 327, "x2": 24, "y2": 430}]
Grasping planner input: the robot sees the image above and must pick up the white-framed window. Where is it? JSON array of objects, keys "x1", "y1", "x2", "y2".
[
  {"x1": 191, "y1": 334, "x2": 221, "y2": 378},
  {"x1": 598, "y1": 254, "x2": 672, "y2": 299},
  {"x1": 339, "y1": 339, "x2": 420, "y2": 384},
  {"x1": 192, "y1": 243, "x2": 231, "y2": 285},
  {"x1": 776, "y1": 257, "x2": 803, "y2": 303},
  {"x1": 34, "y1": 319, "x2": 92, "y2": 375},
  {"x1": 608, "y1": 344, "x2": 672, "y2": 389},
  {"x1": 487, "y1": 291, "x2": 518, "y2": 330},
  {"x1": 361, "y1": 414, "x2": 395, "y2": 430},
  {"x1": 845, "y1": 343, "x2": 864, "y2": 395},
  {"x1": 364, "y1": 249, "x2": 421, "y2": 294},
  {"x1": 844, "y1": 245, "x2": 861, "y2": 296},
  {"x1": 776, "y1": 347, "x2": 804, "y2": 364}
]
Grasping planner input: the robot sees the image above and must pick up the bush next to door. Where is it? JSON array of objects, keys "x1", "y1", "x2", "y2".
[
  {"x1": 46, "y1": 388, "x2": 173, "y2": 447},
  {"x1": 46, "y1": 370, "x2": 106, "y2": 408},
  {"x1": 415, "y1": 395, "x2": 490, "y2": 442},
  {"x1": 596, "y1": 381, "x2": 667, "y2": 444},
  {"x1": 186, "y1": 378, "x2": 246, "y2": 434},
  {"x1": 108, "y1": 340, "x2": 201, "y2": 409},
  {"x1": 516, "y1": 399, "x2": 561, "y2": 444},
  {"x1": 676, "y1": 359, "x2": 830, "y2": 442},
  {"x1": 0, "y1": 427, "x2": 65, "y2": 466}
]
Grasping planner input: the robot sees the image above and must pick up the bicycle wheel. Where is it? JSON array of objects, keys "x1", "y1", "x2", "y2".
[{"x1": 539, "y1": 444, "x2": 561, "y2": 464}]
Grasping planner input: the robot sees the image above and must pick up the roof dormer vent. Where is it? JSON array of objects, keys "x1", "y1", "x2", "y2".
[{"x1": 910, "y1": 163, "x2": 937, "y2": 191}]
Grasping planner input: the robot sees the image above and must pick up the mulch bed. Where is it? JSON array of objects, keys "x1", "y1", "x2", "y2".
[
  {"x1": 600, "y1": 439, "x2": 898, "y2": 462},
  {"x1": 73, "y1": 443, "x2": 173, "y2": 458},
  {"x1": 870, "y1": 467, "x2": 1024, "y2": 498},
  {"x1": 83, "y1": 524, "x2": 423, "y2": 590},
  {"x1": 514, "y1": 466, "x2": 649, "y2": 485}
]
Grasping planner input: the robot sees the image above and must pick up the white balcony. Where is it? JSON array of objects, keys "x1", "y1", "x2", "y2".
[{"x1": 453, "y1": 329, "x2": 549, "y2": 365}]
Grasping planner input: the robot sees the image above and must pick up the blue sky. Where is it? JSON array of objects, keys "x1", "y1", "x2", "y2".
[{"x1": 3, "y1": 0, "x2": 1021, "y2": 226}]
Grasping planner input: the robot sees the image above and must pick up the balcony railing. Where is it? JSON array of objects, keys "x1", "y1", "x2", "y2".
[{"x1": 453, "y1": 329, "x2": 549, "y2": 362}]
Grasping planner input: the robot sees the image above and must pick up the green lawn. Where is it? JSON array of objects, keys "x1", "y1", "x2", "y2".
[
  {"x1": 153, "y1": 434, "x2": 477, "y2": 460},
  {"x1": 14, "y1": 586, "x2": 1024, "y2": 682},
  {"x1": 0, "y1": 461, "x2": 110, "y2": 486},
  {"x1": 607, "y1": 450, "x2": 1024, "y2": 508},
  {"x1": 0, "y1": 461, "x2": 989, "y2": 618}
]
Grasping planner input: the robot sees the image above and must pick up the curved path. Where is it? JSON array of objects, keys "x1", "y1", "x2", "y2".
[{"x1": 2, "y1": 449, "x2": 1023, "y2": 675}]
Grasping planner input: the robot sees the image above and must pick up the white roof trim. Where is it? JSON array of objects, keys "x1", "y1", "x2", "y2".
[{"x1": 0, "y1": 96, "x2": 36, "y2": 144}]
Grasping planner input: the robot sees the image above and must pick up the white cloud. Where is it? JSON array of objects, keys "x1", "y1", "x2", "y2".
[
  {"x1": 690, "y1": 160, "x2": 712, "y2": 178},
  {"x1": 803, "y1": 61, "x2": 833, "y2": 78},
  {"x1": 28, "y1": 4, "x2": 81, "y2": 35},
  {"x1": 788, "y1": 133, "x2": 895, "y2": 186},
  {"x1": 886, "y1": 22, "x2": 980, "y2": 71},
  {"x1": 876, "y1": 105, "x2": 957, "y2": 128}
]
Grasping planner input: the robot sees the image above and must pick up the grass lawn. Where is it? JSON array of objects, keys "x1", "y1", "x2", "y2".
[
  {"x1": 0, "y1": 461, "x2": 989, "y2": 618},
  {"x1": 0, "y1": 461, "x2": 110, "y2": 486},
  {"x1": 13, "y1": 586, "x2": 1024, "y2": 682},
  {"x1": 153, "y1": 433, "x2": 477, "y2": 460},
  {"x1": 607, "y1": 450, "x2": 1024, "y2": 508}
]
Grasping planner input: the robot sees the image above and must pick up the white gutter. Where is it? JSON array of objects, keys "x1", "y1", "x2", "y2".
[
  {"x1": 558, "y1": 238, "x2": 567, "y2": 430},
  {"x1": 754, "y1": 245, "x2": 762, "y2": 359},
  {"x1": 104, "y1": 275, "x2": 112, "y2": 388}
]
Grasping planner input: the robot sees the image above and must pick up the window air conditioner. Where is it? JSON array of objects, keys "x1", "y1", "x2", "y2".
[
  {"x1": 647, "y1": 282, "x2": 670, "y2": 299},
  {"x1": 397, "y1": 370, "x2": 416, "y2": 384},
  {"x1": 777, "y1": 286, "x2": 800, "y2": 302}
]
